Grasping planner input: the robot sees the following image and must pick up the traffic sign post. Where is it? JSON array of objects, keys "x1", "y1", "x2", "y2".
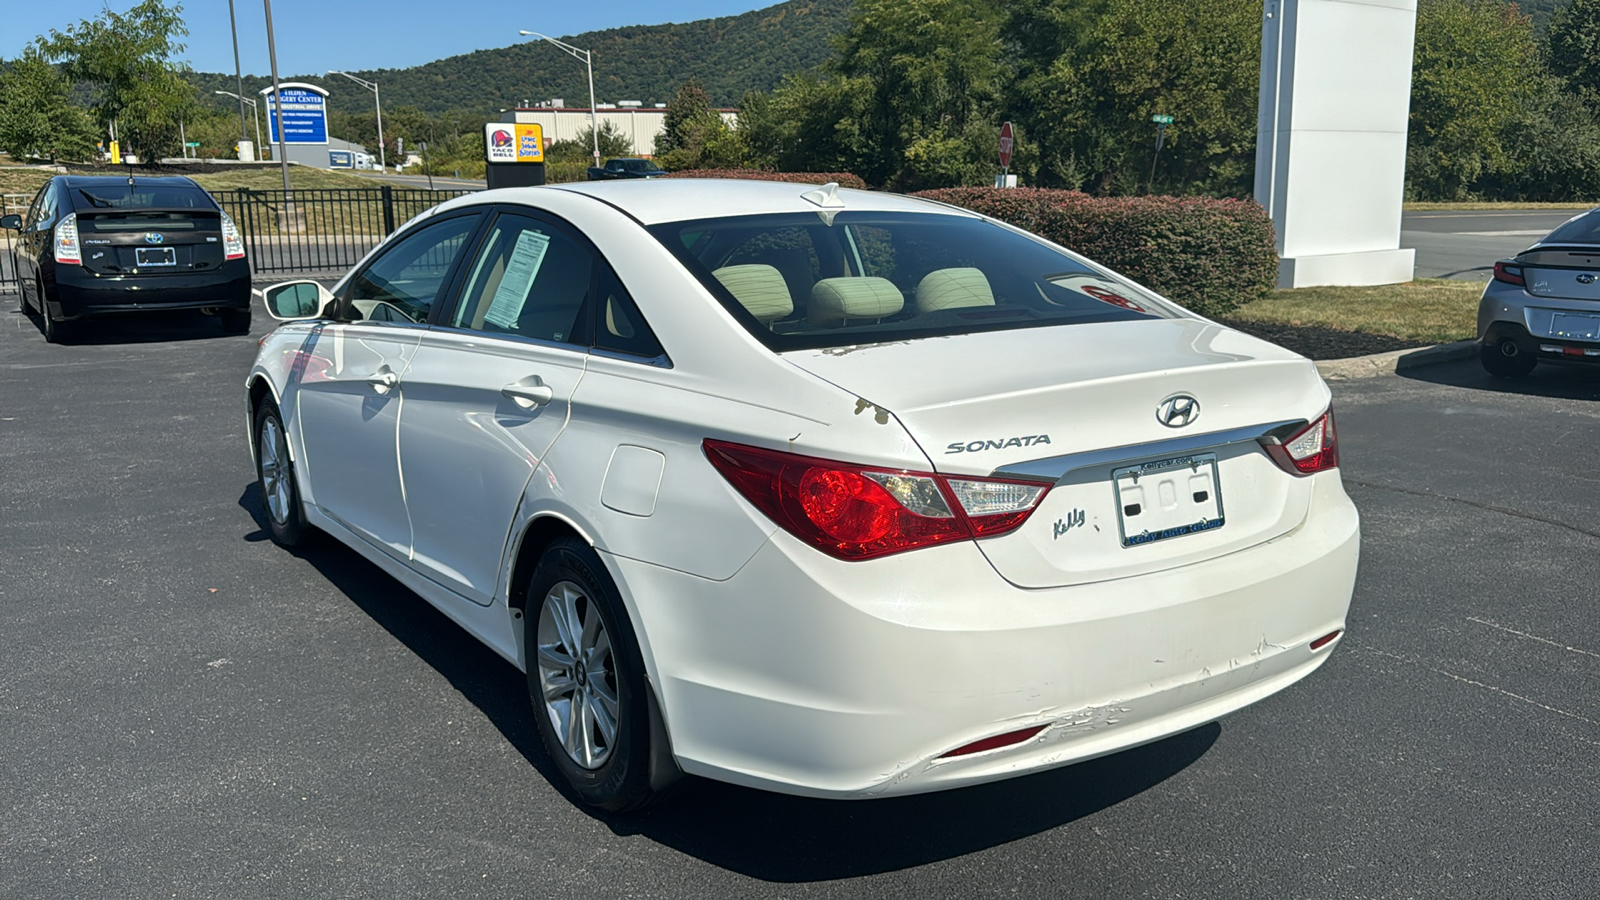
[
  {"x1": 1148, "y1": 114, "x2": 1173, "y2": 194},
  {"x1": 997, "y1": 121, "x2": 1015, "y2": 189}
]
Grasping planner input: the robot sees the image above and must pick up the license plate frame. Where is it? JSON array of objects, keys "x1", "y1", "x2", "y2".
[
  {"x1": 1113, "y1": 453, "x2": 1226, "y2": 548},
  {"x1": 135, "y1": 247, "x2": 176, "y2": 268},
  {"x1": 1549, "y1": 312, "x2": 1600, "y2": 341}
]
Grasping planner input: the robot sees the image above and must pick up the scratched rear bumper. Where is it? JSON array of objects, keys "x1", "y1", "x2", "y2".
[{"x1": 613, "y1": 471, "x2": 1360, "y2": 799}]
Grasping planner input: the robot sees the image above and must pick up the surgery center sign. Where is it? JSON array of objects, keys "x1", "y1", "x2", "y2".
[{"x1": 263, "y1": 84, "x2": 329, "y2": 145}]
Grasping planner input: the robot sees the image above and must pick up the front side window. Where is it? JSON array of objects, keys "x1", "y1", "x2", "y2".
[
  {"x1": 449, "y1": 214, "x2": 595, "y2": 345},
  {"x1": 346, "y1": 213, "x2": 482, "y2": 324},
  {"x1": 650, "y1": 211, "x2": 1180, "y2": 352}
]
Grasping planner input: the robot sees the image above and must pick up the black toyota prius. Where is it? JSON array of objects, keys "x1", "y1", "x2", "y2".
[{"x1": 2, "y1": 175, "x2": 252, "y2": 342}]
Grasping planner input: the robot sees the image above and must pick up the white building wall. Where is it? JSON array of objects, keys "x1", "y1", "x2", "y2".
[{"x1": 504, "y1": 107, "x2": 739, "y2": 157}]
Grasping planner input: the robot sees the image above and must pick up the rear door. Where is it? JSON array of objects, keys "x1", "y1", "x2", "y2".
[{"x1": 396, "y1": 210, "x2": 595, "y2": 605}]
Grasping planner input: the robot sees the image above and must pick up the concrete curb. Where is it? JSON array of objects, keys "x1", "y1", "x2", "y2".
[{"x1": 1315, "y1": 340, "x2": 1478, "y2": 380}]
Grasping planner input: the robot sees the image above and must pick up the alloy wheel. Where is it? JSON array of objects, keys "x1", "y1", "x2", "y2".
[
  {"x1": 258, "y1": 415, "x2": 293, "y2": 525},
  {"x1": 535, "y1": 579, "x2": 620, "y2": 770}
]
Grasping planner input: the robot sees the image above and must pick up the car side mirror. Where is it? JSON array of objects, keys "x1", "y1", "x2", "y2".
[
  {"x1": 0, "y1": 215, "x2": 21, "y2": 230},
  {"x1": 262, "y1": 280, "x2": 335, "y2": 321}
]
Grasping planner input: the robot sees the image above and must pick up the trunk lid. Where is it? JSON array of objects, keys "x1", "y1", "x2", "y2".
[
  {"x1": 782, "y1": 318, "x2": 1332, "y2": 587},
  {"x1": 76, "y1": 209, "x2": 227, "y2": 276},
  {"x1": 1518, "y1": 246, "x2": 1600, "y2": 303}
]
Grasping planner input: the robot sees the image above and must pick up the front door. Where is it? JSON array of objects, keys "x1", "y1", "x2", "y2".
[
  {"x1": 292, "y1": 211, "x2": 483, "y2": 559},
  {"x1": 397, "y1": 212, "x2": 597, "y2": 605}
]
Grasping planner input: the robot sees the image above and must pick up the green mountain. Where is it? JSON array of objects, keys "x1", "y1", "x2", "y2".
[{"x1": 187, "y1": 0, "x2": 851, "y2": 116}]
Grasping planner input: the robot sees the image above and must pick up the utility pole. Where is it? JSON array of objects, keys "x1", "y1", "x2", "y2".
[
  {"x1": 1147, "y1": 114, "x2": 1173, "y2": 195},
  {"x1": 263, "y1": 0, "x2": 293, "y2": 196},
  {"x1": 227, "y1": 0, "x2": 249, "y2": 153}
]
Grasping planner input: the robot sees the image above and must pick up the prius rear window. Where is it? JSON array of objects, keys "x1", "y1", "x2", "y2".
[
  {"x1": 71, "y1": 185, "x2": 212, "y2": 211},
  {"x1": 649, "y1": 212, "x2": 1178, "y2": 352}
]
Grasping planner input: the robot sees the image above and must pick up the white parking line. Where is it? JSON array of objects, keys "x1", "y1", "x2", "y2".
[
  {"x1": 1453, "y1": 230, "x2": 1550, "y2": 237},
  {"x1": 1468, "y1": 616, "x2": 1600, "y2": 660}
]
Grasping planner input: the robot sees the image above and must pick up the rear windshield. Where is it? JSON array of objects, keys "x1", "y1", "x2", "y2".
[
  {"x1": 648, "y1": 211, "x2": 1179, "y2": 351},
  {"x1": 1541, "y1": 209, "x2": 1600, "y2": 245},
  {"x1": 71, "y1": 184, "x2": 213, "y2": 212}
]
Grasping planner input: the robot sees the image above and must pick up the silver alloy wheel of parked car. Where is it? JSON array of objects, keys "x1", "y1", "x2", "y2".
[
  {"x1": 536, "y1": 579, "x2": 620, "y2": 770},
  {"x1": 258, "y1": 414, "x2": 293, "y2": 526}
]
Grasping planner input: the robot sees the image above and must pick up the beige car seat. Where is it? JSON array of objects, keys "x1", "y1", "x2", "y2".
[
  {"x1": 915, "y1": 267, "x2": 994, "y2": 314},
  {"x1": 809, "y1": 277, "x2": 904, "y2": 327},
  {"x1": 713, "y1": 264, "x2": 793, "y2": 324}
]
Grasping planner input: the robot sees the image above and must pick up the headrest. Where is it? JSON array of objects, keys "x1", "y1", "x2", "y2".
[
  {"x1": 808, "y1": 277, "x2": 904, "y2": 326},
  {"x1": 915, "y1": 267, "x2": 994, "y2": 313},
  {"x1": 712, "y1": 264, "x2": 793, "y2": 324}
]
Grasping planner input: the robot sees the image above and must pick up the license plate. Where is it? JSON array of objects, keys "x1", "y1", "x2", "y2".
[
  {"x1": 1113, "y1": 454, "x2": 1225, "y2": 548},
  {"x1": 135, "y1": 247, "x2": 176, "y2": 267},
  {"x1": 1550, "y1": 312, "x2": 1600, "y2": 340}
]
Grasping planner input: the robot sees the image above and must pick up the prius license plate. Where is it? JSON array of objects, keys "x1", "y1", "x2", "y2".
[
  {"x1": 1113, "y1": 454, "x2": 1225, "y2": 548},
  {"x1": 135, "y1": 247, "x2": 176, "y2": 267}
]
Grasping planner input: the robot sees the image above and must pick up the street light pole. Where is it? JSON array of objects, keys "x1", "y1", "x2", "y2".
[
  {"x1": 328, "y1": 70, "x2": 386, "y2": 173},
  {"x1": 226, "y1": 0, "x2": 248, "y2": 149},
  {"x1": 518, "y1": 31, "x2": 599, "y2": 164},
  {"x1": 262, "y1": 0, "x2": 292, "y2": 195}
]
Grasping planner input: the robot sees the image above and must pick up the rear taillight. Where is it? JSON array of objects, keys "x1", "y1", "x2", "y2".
[
  {"x1": 1266, "y1": 409, "x2": 1339, "y2": 476},
  {"x1": 54, "y1": 213, "x2": 81, "y2": 265},
  {"x1": 221, "y1": 212, "x2": 246, "y2": 260},
  {"x1": 703, "y1": 440, "x2": 1051, "y2": 560},
  {"x1": 1493, "y1": 261, "x2": 1524, "y2": 286}
]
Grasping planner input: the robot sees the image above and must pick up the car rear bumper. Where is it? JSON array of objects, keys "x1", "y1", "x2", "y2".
[
  {"x1": 51, "y1": 262, "x2": 252, "y2": 320},
  {"x1": 610, "y1": 469, "x2": 1360, "y2": 799}
]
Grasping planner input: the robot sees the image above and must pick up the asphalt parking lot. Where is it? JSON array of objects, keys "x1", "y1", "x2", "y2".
[{"x1": 2, "y1": 294, "x2": 1597, "y2": 899}]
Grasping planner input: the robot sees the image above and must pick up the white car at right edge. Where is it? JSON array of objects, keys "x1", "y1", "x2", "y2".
[{"x1": 247, "y1": 179, "x2": 1358, "y2": 811}]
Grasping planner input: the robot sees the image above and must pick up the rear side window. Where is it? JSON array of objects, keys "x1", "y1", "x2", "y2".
[
  {"x1": 649, "y1": 211, "x2": 1179, "y2": 352},
  {"x1": 450, "y1": 213, "x2": 595, "y2": 345},
  {"x1": 1543, "y1": 210, "x2": 1600, "y2": 245}
]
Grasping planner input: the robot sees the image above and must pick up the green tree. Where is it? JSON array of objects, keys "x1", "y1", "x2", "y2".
[
  {"x1": 35, "y1": 0, "x2": 194, "y2": 162},
  {"x1": 547, "y1": 121, "x2": 634, "y2": 161},
  {"x1": 1547, "y1": 0, "x2": 1600, "y2": 93},
  {"x1": 1002, "y1": 0, "x2": 1261, "y2": 196},
  {"x1": 1408, "y1": 0, "x2": 1541, "y2": 199},
  {"x1": 656, "y1": 78, "x2": 717, "y2": 158},
  {"x1": 0, "y1": 51, "x2": 100, "y2": 161}
]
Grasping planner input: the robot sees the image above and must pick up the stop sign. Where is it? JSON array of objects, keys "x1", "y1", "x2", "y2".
[{"x1": 999, "y1": 122, "x2": 1014, "y2": 169}]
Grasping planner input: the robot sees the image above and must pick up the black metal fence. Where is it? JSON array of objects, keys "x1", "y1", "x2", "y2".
[
  {"x1": 1, "y1": 193, "x2": 28, "y2": 295},
  {"x1": 211, "y1": 186, "x2": 478, "y2": 276}
]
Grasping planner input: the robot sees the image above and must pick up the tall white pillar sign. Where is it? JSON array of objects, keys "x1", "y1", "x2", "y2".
[{"x1": 1255, "y1": 0, "x2": 1417, "y2": 287}]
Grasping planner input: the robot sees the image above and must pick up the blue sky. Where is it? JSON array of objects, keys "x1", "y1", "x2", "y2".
[{"x1": 7, "y1": 1, "x2": 778, "y2": 76}]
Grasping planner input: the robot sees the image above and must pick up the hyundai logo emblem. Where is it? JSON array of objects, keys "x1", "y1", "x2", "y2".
[
  {"x1": 144, "y1": 232, "x2": 165, "y2": 244},
  {"x1": 1578, "y1": 273, "x2": 1597, "y2": 284},
  {"x1": 1156, "y1": 394, "x2": 1200, "y2": 428}
]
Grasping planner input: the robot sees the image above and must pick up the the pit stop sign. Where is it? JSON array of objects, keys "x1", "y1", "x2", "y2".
[{"x1": 999, "y1": 121, "x2": 1014, "y2": 169}]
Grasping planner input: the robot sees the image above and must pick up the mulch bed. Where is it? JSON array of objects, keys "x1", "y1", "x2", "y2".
[{"x1": 1216, "y1": 318, "x2": 1436, "y2": 361}]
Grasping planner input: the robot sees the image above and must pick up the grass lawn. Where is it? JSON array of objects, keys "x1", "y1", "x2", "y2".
[
  {"x1": 1229, "y1": 278, "x2": 1483, "y2": 344},
  {"x1": 0, "y1": 162, "x2": 381, "y2": 199},
  {"x1": 1403, "y1": 200, "x2": 1592, "y2": 211}
]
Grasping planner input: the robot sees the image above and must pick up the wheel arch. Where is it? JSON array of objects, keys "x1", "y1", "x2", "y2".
[{"x1": 245, "y1": 374, "x2": 282, "y2": 468}]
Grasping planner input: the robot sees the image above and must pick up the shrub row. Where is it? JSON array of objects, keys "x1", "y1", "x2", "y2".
[
  {"x1": 911, "y1": 188, "x2": 1279, "y2": 317},
  {"x1": 663, "y1": 169, "x2": 869, "y2": 190}
]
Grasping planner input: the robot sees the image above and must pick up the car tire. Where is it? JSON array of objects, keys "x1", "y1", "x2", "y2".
[
  {"x1": 218, "y1": 307, "x2": 252, "y2": 335},
  {"x1": 524, "y1": 537, "x2": 658, "y2": 811},
  {"x1": 39, "y1": 279, "x2": 75, "y2": 344},
  {"x1": 253, "y1": 398, "x2": 309, "y2": 547},
  {"x1": 1480, "y1": 335, "x2": 1536, "y2": 378}
]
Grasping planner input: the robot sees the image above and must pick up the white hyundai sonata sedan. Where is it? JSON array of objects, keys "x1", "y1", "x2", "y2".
[{"x1": 247, "y1": 179, "x2": 1358, "y2": 810}]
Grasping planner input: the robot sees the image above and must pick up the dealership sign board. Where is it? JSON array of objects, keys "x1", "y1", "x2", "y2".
[
  {"x1": 485, "y1": 123, "x2": 545, "y2": 163},
  {"x1": 261, "y1": 83, "x2": 329, "y2": 144}
]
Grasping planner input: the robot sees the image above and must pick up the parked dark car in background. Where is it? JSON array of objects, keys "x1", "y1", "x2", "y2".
[
  {"x1": 1, "y1": 175, "x2": 252, "y2": 342},
  {"x1": 585, "y1": 158, "x2": 666, "y2": 180}
]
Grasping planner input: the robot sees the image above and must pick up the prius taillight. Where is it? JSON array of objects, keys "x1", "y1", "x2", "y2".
[
  {"x1": 54, "y1": 213, "x2": 82, "y2": 265},
  {"x1": 703, "y1": 440, "x2": 1051, "y2": 561}
]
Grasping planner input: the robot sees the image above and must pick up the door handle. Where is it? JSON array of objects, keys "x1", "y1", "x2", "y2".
[
  {"x1": 502, "y1": 376, "x2": 554, "y2": 409},
  {"x1": 367, "y1": 366, "x2": 399, "y2": 394}
]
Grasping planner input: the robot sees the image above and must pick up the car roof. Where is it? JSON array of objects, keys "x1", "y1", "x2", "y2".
[
  {"x1": 57, "y1": 175, "x2": 203, "y2": 189},
  {"x1": 536, "y1": 178, "x2": 977, "y2": 226}
]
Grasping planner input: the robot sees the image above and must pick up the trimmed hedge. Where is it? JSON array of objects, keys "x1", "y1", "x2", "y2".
[
  {"x1": 912, "y1": 188, "x2": 1278, "y2": 317},
  {"x1": 664, "y1": 168, "x2": 869, "y2": 190}
]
